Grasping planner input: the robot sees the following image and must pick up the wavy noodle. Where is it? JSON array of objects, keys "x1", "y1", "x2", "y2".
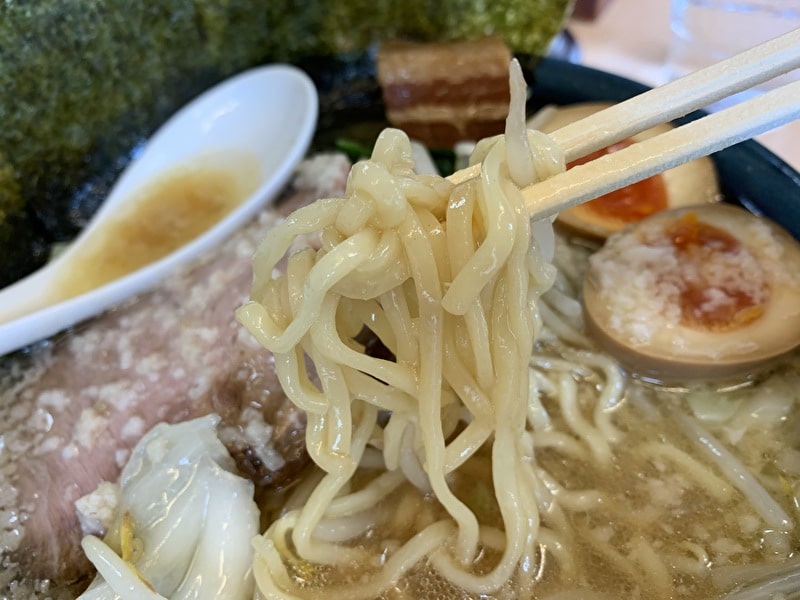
[
  {"x1": 641, "y1": 442, "x2": 734, "y2": 503},
  {"x1": 234, "y1": 59, "x2": 591, "y2": 598},
  {"x1": 234, "y1": 58, "x2": 795, "y2": 600}
]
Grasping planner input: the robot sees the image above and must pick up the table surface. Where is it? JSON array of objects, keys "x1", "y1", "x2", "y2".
[{"x1": 568, "y1": 0, "x2": 800, "y2": 171}]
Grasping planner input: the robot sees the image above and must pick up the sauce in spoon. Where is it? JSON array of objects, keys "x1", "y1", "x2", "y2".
[
  {"x1": 0, "y1": 64, "x2": 318, "y2": 357},
  {"x1": 52, "y1": 152, "x2": 261, "y2": 303}
]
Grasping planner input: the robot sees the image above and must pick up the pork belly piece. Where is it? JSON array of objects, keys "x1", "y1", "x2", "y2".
[
  {"x1": 0, "y1": 154, "x2": 350, "y2": 598},
  {"x1": 376, "y1": 36, "x2": 512, "y2": 148}
]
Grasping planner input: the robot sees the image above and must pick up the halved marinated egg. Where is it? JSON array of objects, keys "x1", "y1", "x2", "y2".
[
  {"x1": 582, "y1": 204, "x2": 800, "y2": 383},
  {"x1": 530, "y1": 102, "x2": 721, "y2": 239}
]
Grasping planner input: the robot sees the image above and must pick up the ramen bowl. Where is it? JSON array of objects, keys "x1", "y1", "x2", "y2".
[{"x1": 1, "y1": 55, "x2": 798, "y2": 600}]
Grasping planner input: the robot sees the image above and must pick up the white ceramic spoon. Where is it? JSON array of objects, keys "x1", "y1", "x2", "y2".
[{"x1": 0, "y1": 64, "x2": 318, "y2": 357}]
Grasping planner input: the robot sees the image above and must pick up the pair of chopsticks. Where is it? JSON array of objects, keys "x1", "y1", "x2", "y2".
[{"x1": 449, "y1": 28, "x2": 800, "y2": 219}]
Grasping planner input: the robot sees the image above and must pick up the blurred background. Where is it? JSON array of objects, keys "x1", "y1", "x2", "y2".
[
  {"x1": 0, "y1": 0, "x2": 798, "y2": 290},
  {"x1": 570, "y1": 0, "x2": 800, "y2": 169}
]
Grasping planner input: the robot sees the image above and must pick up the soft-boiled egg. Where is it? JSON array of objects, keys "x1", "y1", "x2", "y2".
[
  {"x1": 582, "y1": 204, "x2": 800, "y2": 383},
  {"x1": 530, "y1": 102, "x2": 721, "y2": 240}
]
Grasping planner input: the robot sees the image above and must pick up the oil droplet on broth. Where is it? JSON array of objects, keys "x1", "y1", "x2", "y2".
[{"x1": 52, "y1": 151, "x2": 262, "y2": 301}]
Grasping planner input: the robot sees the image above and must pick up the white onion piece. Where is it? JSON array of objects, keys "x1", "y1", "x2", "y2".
[{"x1": 79, "y1": 415, "x2": 259, "y2": 600}]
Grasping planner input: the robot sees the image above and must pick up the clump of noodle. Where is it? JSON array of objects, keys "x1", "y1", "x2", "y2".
[{"x1": 235, "y1": 60, "x2": 593, "y2": 598}]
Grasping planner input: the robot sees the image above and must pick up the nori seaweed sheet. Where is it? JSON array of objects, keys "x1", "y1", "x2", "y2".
[{"x1": 0, "y1": 0, "x2": 572, "y2": 288}]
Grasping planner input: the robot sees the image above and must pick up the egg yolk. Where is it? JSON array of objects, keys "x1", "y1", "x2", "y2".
[
  {"x1": 663, "y1": 212, "x2": 768, "y2": 331},
  {"x1": 568, "y1": 140, "x2": 668, "y2": 223}
]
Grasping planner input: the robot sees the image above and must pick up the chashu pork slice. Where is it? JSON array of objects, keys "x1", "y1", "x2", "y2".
[{"x1": 377, "y1": 36, "x2": 512, "y2": 148}]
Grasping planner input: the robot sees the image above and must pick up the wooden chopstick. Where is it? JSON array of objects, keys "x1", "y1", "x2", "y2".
[
  {"x1": 520, "y1": 77, "x2": 800, "y2": 219},
  {"x1": 448, "y1": 28, "x2": 800, "y2": 186}
]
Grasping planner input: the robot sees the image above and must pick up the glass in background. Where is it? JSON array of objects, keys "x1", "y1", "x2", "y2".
[{"x1": 667, "y1": 0, "x2": 800, "y2": 109}]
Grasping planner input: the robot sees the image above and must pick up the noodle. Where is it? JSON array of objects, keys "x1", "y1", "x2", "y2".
[
  {"x1": 233, "y1": 60, "x2": 799, "y2": 600},
  {"x1": 672, "y1": 409, "x2": 794, "y2": 531},
  {"x1": 667, "y1": 541, "x2": 712, "y2": 576},
  {"x1": 629, "y1": 537, "x2": 673, "y2": 598},
  {"x1": 554, "y1": 371, "x2": 612, "y2": 465},
  {"x1": 641, "y1": 442, "x2": 734, "y2": 503},
  {"x1": 236, "y1": 62, "x2": 575, "y2": 597}
]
